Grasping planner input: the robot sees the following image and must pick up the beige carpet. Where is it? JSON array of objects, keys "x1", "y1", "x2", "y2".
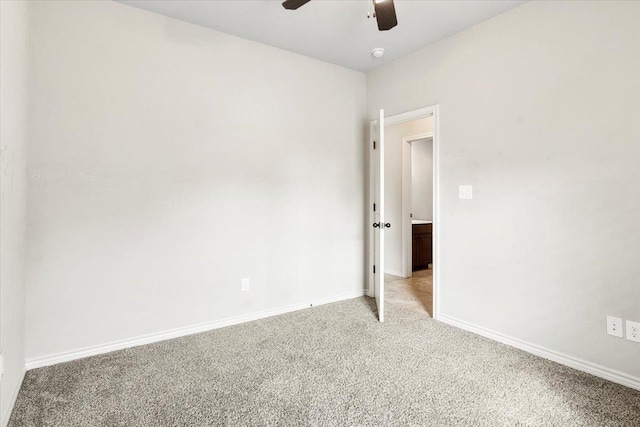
[{"x1": 9, "y1": 297, "x2": 640, "y2": 426}]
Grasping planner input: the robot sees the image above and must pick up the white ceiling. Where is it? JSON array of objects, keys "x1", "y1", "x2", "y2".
[{"x1": 117, "y1": 0, "x2": 526, "y2": 72}]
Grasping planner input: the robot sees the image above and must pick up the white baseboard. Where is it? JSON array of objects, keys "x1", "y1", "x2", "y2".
[
  {"x1": 26, "y1": 290, "x2": 366, "y2": 371},
  {"x1": 438, "y1": 314, "x2": 640, "y2": 392},
  {"x1": 384, "y1": 268, "x2": 405, "y2": 277},
  {"x1": 2, "y1": 364, "x2": 25, "y2": 427}
]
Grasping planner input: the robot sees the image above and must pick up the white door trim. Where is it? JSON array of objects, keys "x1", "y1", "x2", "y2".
[
  {"x1": 371, "y1": 105, "x2": 440, "y2": 320},
  {"x1": 385, "y1": 106, "x2": 435, "y2": 126},
  {"x1": 401, "y1": 132, "x2": 433, "y2": 278}
]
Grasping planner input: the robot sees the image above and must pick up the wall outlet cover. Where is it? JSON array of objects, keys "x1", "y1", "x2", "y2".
[
  {"x1": 626, "y1": 320, "x2": 640, "y2": 343},
  {"x1": 607, "y1": 315, "x2": 623, "y2": 338},
  {"x1": 459, "y1": 185, "x2": 473, "y2": 200},
  {"x1": 241, "y1": 278, "x2": 250, "y2": 292}
]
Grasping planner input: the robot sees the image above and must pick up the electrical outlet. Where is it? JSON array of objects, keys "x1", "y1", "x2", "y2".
[
  {"x1": 459, "y1": 185, "x2": 473, "y2": 200},
  {"x1": 241, "y1": 278, "x2": 250, "y2": 292},
  {"x1": 626, "y1": 320, "x2": 640, "y2": 343},
  {"x1": 607, "y1": 316, "x2": 623, "y2": 338}
]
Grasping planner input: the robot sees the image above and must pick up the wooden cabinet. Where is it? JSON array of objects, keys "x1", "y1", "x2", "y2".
[{"x1": 412, "y1": 223, "x2": 432, "y2": 271}]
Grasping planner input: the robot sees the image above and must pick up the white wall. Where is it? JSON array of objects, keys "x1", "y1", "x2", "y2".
[
  {"x1": 26, "y1": 1, "x2": 366, "y2": 361},
  {"x1": 411, "y1": 138, "x2": 433, "y2": 221},
  {"x1": 0, "y1": 1, "x2": 29, "y2": 424},
  {"x1": 369, "y1": 0, "x2": 640, "y2": 378},
  {"x1": 383, "y1": 118, "x2": 432, "y2": 275}
]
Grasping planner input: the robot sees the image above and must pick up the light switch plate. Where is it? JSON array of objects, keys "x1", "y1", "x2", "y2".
[
  {"x1": 241, "y1": 278, "x2": 250, "y2": 292},
  {"x1": 459, "y1": 185, "x2": 473, "y2": 200},
  {"x1": 607, "y1": 316, "x2": 623, "y2": 338}
]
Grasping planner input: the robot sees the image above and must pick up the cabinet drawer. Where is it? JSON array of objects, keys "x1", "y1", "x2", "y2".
[{"x1": 412, "y1": 223, "x2": 432, "y2": 235}]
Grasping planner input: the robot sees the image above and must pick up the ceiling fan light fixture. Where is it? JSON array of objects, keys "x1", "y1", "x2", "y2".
[{"x1": 371, "y1": 48, "x2": 385, "y2": 58}]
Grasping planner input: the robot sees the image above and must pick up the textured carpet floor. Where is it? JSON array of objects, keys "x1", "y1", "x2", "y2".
[{"x1": 9, "y1": 297, "x2": 640, "y2": 426}]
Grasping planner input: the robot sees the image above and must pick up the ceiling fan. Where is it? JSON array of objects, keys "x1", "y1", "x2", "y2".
[{"x1": 282, "y1": 0, "x2": 398, "y2": 31}]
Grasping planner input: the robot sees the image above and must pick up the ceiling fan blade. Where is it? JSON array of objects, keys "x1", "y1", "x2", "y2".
[
  {"x1": 282, "y1": 0, "x2": 311, "y2": 10},
  {"x1": 374, "y1": 0, "x2": 398, "y2": 31}
]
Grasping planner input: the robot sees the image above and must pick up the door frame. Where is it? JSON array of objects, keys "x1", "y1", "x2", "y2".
[
  {"x1": 401, "y1": 132, "x2": 434, "y2": 278},
  {"x1": 368, "y1": 104, "x2": 441, "y2": 320}
]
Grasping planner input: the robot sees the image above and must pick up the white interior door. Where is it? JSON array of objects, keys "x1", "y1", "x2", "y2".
[{"x1": 373, "y1": 109, "x2": 385, "y2": 322}]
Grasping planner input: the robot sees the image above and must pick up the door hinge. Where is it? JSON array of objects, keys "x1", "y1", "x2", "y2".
[
  {"x1": 373, "y1": 265, "x2": 376, "y2": 274},
  {"x1": 373, "y1": 140, "x2": 376, "y2": 150}
]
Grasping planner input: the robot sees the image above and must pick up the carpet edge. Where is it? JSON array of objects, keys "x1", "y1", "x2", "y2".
[
  {"x1": 439, "y1": 313, "x2": 640, "y2": 392},
  {"x1": 25, "y1": 290, "x2": 367, "y2": 371}
]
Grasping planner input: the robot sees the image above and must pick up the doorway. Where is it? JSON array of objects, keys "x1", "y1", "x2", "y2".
[
  {"x1": 402, "y1": 134, "x2": 434, "y2": 277},
  {"x1": 385, "y1": 127, "x2": 434, "y2": 317},
  {"x1": 385, "y1": 133, "x2": 434, "y2": 316},
  {"x1": 368, "y1": 105, "x2": 440, "y2": 322}
]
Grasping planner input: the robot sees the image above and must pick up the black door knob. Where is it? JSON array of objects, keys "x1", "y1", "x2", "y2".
[{"x1": 373, "y1": 222, "x2": 391, "y2": 228}]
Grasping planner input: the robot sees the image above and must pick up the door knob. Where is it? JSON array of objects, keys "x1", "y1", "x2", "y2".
[{"x1": 373, "y1": 222, "x2": 391, "y2": 228}]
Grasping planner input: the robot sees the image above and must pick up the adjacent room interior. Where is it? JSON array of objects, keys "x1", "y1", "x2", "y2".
[
  {"x1": 383, "y1": 116, "x2": 435, "y2": 317},
  {"x1": 1, "y1": 0, "x2": 639, "y2": 425}
]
